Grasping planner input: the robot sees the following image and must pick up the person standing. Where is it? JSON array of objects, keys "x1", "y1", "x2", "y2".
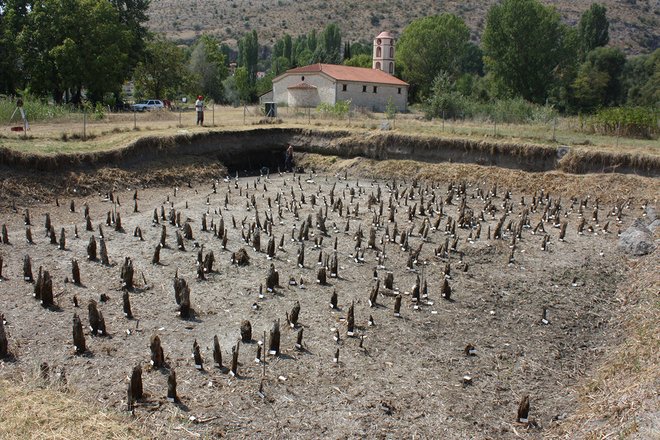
[
  {"x1": 285, "y1": 144, "x2": 294, "y2": 172},
  {"x1": 195, "y1": 95, "x2": 204, "y2": 126}
]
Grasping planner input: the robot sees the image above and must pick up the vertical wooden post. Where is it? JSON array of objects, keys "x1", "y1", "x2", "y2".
[
  {"x1": 133, "y1": 109, "x2": 137, "y2": 130},
  {"x1": 83, "y1": 108, "x2": 87, "y2": 141}
]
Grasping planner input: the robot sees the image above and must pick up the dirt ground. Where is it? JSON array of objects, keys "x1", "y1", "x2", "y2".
[{"x1": 0, "y1": 163, "x2": 655, "y2": 439}]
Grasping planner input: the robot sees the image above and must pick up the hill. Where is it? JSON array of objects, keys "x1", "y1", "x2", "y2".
[{"x1": 147, "y1": 0, "x2": 658, "y2": 54}]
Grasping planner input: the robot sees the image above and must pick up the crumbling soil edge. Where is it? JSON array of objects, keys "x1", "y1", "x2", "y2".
[{"x1": 0, "y1": 128, "x2": 658, "y2": 177}]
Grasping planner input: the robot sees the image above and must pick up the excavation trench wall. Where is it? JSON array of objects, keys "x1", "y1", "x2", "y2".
[{"x1": 0, "y1": 128, "x2": 658, "y2": 177}]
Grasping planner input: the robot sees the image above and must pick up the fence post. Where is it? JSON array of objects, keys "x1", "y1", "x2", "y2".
[
  {"x1": 552, "y1": 117, "x2": 557, "y2": 142},
  {"x1": 616, "y1": 122, "x2": 620, "y2": 148},
  {"x1": 83, "y1": 108, "x2": 87, "y2": 141},
  {"x1": 212, "y1": 103, "x2": 215, "y2": 126},
  {"x1": 179, "y1": 106, "x2": 182, "y2": 127},
  {"x1": 442, "y1": 110, "x2": 445, "y2": 131},
  {"x1": 133, "y1": 109, "x2": 137, "y2": 130}
]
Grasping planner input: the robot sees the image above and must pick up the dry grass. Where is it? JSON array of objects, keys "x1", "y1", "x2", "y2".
[
  {"x1": 146, "y1": 0, "x2": 656, "y2": 54},
  {"x1": 1, "y1": 106, "x2": 658, "y2": 158},
  {"x1": 297, "y1": 152, "x2": 660, "y2": 207},
  {"x1": 0, "y1": 378, "x2": 148, "y2": 440},
  {"x1": 547, "y1": 252, "x2": 660, "y2": 439}
]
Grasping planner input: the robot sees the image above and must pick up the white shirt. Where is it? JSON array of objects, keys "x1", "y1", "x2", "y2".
[{"x1": 195, "y1": 99, "x2": 204, "y2": 111}]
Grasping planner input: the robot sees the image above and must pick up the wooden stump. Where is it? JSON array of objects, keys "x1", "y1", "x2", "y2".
[
  {"x1": 213, "y1": 335, "x2": 223, "y2": 368},
  {"x1": 441, "y1": 278, "x2": 452, "y2": 300},
  {"x1": 384, "y1": 272, "x2": 394, "y2": 290},
  {"x1": 393, "y1": 295, "x2": 402, "y2": 317},
  {"x1": 175, "y1": 231, "x2": 185, "y2": 251},
  {"x1": 192, "y1": 339, "x2": 203, "y2": 370},
  {"x1": 130, "y1": 364, "x2": 143, "y2": 400},
  {"x1": 317, "y1": 267, "x2": 327, "y2": 285},
  {"x1": 167, "y1": 369, "x2": 178, "y2": 402},
  {"x1": 150, "y1": 334, "x2": 165, "y2": 368},
  {"x1": 182, "y1": 223, "x2": 193, "y2": 240},
  {"x1": 517, "y1": 395, "x2": 530, "y2": 422},
  {"x1": 152, "y1": 244, "x2": 161, "y2": 265},
  {"x1": 230, "y1": 342, "x2": 239, "y2": 377},
  {"x1": 72, "y1": 313, "x2": 86, "y2": 355},
  {"x1": 347, "y1": 301, "x2": 355, "y2": 336},
  {"x1": 120, "y1": 257, "x2": 134, "y2": 289},
  {"x1": 295, "y1": 328, "x2": 304, "y2": 350},
  {"x1": 268, "y1": 320, "x2": 280, "y2": 355},
  {"x1": 234, "y1": 248, "x2": 250, "y2": 266},
  {"x1": 123, "y1": 291, "x2": 133, "y2": 319},
  {"x1": 240, "y1": 320, "x2": 252, "y2": 343},
  {"x1": 23, "y1": 255, "x2": 34, "y2": 282},
  {"x1": 1, "y1": 224, "x2": 9, "y2": 245},
  {"x1": 88, "y1": 300, "x2": 101, "y2": 335},
  {"x1": 87, "y1": 236, "x2": 97, "y2": 261},
  {"x1": 71, "y1": 259, "x2": 81, "y2": 285},
  {"x1": 289, "y1": 301, "x2": 301, "y2": 328},
  {"x1": 25, "y1": 227, "x2": 33, "y2": 244},
  {"x1": 40, "y1": 270, "x2": 53, "y2": 308},
  {"x1": 266, "y1": 264, "x2": 278, "y2": 292},
  {"x1": 99, "y1": 237, "x2": 109, "y2": 265},
  {"x1": 0, "y1": 314, "x2": 8, "y2": 358}
]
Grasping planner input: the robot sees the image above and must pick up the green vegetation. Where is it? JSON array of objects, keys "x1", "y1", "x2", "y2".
[
  {"x1": 584, "y1": 107, "x2": 657, "y2": 139},
  {"x1": 482, "y1": 0, "x2": 576, "y2": 105},
  {"x1": 396, "y1": 14, "x2": 472, "y2": 100},
  {"x1": 0, "y1": 0, "x2": 656, "y2": 141},
  {"x1": 317, "y1": 100, "x2": 351, "y2": 118}
]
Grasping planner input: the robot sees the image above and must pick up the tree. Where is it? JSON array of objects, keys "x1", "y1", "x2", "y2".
[
  {"x1": 343, "y1": 54, "x2": 372, "y2": 68},
  {"x1": 396, "y1": 14, "x2": 471, "y2": 99},
  {"x1": 18, "y1": 0, "x2": 131, "y2": 104},
  {"x1": 189, "y1": 34, "x2": 228, "y2": 102},
  {"x1": 233, "y1": 66, "x2": 252, "y2": 103},
  {"x1": 314, "y1": 23, "x2": 341, "y2": 64},
  {"x1": 133, "y1": 36, "x2": 189, "y2": 100},
  {"x1": 482, "y1": 0, "x2": 576, "y2": 104},
  {"x1": 238, "y1": 30, "x2": 259, "y2": 84},
  {"x1": 0, "y1": 0, "x2": 31, "y2": 94},
  {"x1": 578, "y1": 3, "x2": 609, "y2": 57},
  {"x1": 622, "y1": 49, "x2": 660, "y2": 107}
]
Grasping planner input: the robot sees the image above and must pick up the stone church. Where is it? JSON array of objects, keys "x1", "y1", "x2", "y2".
[{"x1": 269, "y1": 31, "x2": 409, "y2": 112}]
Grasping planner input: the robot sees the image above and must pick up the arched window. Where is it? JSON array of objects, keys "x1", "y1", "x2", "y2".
[
  {"x1": 375, "y1": 61, "x2": 381, "y2": 70},
  {"x1": 377, "y1": 39, "x2": 382, "y2": 45},
  {"x1": 376, "y1": 47, "x2": 381, "y2": 57},
  {"x1": 389, "y1": 47, "x2": 394, "y2": 58},
  {"x1": 389, "y1": 63, "x2": 393, "y2": 74}
]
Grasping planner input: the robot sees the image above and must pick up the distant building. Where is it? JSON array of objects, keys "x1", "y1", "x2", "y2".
[
  {"x1": 270, "y1": 31, "x2": 408, "y2": 112},
  {"x1": 373, "y1": 31, "x2": 395, "y2": 75}
]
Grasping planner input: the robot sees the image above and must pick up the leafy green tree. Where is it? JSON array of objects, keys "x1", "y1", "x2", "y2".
[
  {"x1": 189, "y1": 34, "x2": 228, "y2": 102},
  {"x1": 343, "y1": 54, "x2": 372, "y2": 68},
  {"x1": 482, "y1": 0, "x2": 576, "y2": 104},
  {"x1": 622, "y1": 49, "x2": 660, "y2": 107},
  {"x1": 234, "y1": 66, "x2": 252, "y2": 103},
  {"x1": 271, "y1": 56, "x2": 291, "y2": 75},
  {"x1": 571, "y1": 63, "x2": 610, "y2": 111},
  {"x1": 133, "y1": 36, "x2": 189, "y2": 100},
  {"x1": 396, "y1": 14, "x2": 471, "y2": 99},
  {"x1": 578, "y1": 3, "x2": 609, "y2": 58},
  {"x1": 238, "y1": 30, "x2": 259, "y2": 84},
  {"x1": 0, "y1": 0, "x2": 31, "y2": 94},
  {"x1": 18, "y1": 0, "x2": 131, "y2": 104},
  {"x1": 315, "y1": 23, "x2": 341, "y2": 64}
]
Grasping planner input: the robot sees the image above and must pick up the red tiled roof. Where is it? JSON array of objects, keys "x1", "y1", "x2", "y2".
[
  {"x1": 282, "y1": 63, "x2": 408, "y2": 86},
  {"x1": 287, "y1": 82, "x2": 318, "y2": 90}
]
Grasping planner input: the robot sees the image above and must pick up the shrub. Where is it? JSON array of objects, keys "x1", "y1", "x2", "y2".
[
  {"x1": 316, "y1": 100, "x2": 351, "y2": 118},
  {"x1": 587, "y1": 107, "x2": 658, "y2": 139}
]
